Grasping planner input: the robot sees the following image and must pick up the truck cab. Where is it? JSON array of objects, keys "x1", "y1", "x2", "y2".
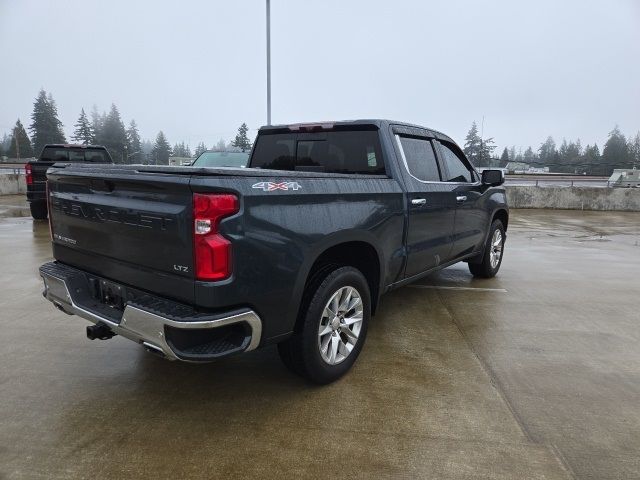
[{"x1": 25, "y1": 144, "x2": 113, "y2": 219}]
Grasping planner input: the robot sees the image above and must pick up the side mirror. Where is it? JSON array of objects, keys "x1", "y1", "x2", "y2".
[{"x1": 481, "y1": 169, "x2": 504, "y2": 186}]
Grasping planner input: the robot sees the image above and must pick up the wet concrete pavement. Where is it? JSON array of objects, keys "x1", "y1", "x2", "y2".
[{"x1": 1, "y1": 195, "x2": 639, "y2": 479}]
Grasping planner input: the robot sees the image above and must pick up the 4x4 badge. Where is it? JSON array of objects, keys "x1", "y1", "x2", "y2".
[{"x1": 252, "y1": 181, "x2": 301, "y2": 191}]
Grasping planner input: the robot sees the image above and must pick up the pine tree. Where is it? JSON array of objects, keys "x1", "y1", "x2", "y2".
[
  {"x1": 8, "y1": 119, "x2": 34, "y2": 159},
  {"x1": 463, "y1": 122, "x2": 482, "y2": 166},
  {"x1": 538, "y1": 136, "x2": 557, "y2": 168},
  {"x1": 71, "y1": 109, "x2": 94, "y2": 145},
  {"x1": 583, "y1": 144, "x2": 602, "y2": 175},
  {"x1": 627, "y1": 132, "x2": 640, "y2": 167},
  {"x1": 0, "y1": 133, "x2": 12, "y2": 157},
  {"x1": 96, "y1": 104, "x2": 127, "y2": 163},
  {"x1": 231, "y1": 123, "x2": 252, "y2": 152},
  {"x1": 194, "y1": 142, "x2": 207, "y2": 157},
  {"x1": 172, "y1": 142, "x2": 191, "y2": 157},
  {"x1": 500, "y1": 147, "x2": 509, "y2": 166},
  {"x1": 90, "y1": 105, "x2": 103, "y2": 143},
  {"x1": 523, "y1": 146, "x2": 536, "y2": 164},
  {"x1": 602, "y1": 125, "x2": 629, "y2": 174},
  {"x1": 126, "y1": 120, "x2": 142, "y2": 163},
  {"x1": 215, "y1": 139, "x2": 226, "y2": 151},
  {"x1": 29, "y1": 89, "x2": 66, "y2": 155},
  {"x1": 478, "y1": 137, "x2": 496, "y2": 167},
  {"x1": 152, "y1": 131, "x2": 172, "y2": 165}
]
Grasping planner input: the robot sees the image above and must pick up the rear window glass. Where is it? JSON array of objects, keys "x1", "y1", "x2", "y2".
[
  {"x1": 191, "y1": 151, "x2": 250, "y2": 168},
  {"x1": 250, "y1": 130, "x2": 385, "y2": 175},
  {"x1": 40, "y1": 147, "x2": 109, "y2": 163}
]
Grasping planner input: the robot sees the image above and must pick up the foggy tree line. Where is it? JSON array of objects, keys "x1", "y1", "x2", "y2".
[
  {"x1": 464, "y1": 121, "x2": 640, "y2": 175},
  {"x1": 0, "y1": 90, "x2": 253, "y2": 164}
]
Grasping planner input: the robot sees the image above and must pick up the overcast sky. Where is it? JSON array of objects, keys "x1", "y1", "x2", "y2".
[{"x1": 1, "y1": 0, "x2": 639, "y2": 151}]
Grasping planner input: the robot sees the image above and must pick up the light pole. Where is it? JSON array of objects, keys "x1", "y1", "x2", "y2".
[{"x1": 266, "y1": 0, "x2": 271, "y2": 125}]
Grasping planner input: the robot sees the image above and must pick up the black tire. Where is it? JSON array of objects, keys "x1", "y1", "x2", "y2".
[
  {"x1": 278, "y1": 266, "x2": 370, "y2": 384},
  {"x1": 468, "y1": 219, "x2": 505, "y2": 278},
  {"x1": 30, "y1": 201, "x2": 48, "y2": 220}
]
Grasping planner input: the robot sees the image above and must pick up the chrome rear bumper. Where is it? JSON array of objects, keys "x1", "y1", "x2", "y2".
[{"x1": 40, "y1": 262, "x2": 262, "y2": 361}]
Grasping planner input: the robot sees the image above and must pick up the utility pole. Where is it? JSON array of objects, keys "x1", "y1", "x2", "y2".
[
  {"x1": 14, "y1": 128, "x2": 20, "y2": 161},
  {"x1": 266, "y1": 0, "x2": 271, "y2": 125}
]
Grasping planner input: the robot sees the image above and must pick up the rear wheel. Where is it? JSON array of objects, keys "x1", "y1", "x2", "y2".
[
  {"x1": 30, "y1": 201, "x2": 48, "y2": 220},
  {"x1": 278, "y1": 266, "x2": 370, "y2": 384},
  {"x1": 468, "y1": 220, "x2": 505, "y2": 278}
]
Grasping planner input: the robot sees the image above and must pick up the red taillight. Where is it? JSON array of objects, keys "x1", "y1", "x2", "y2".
[
  {"x1": 193, "y1": 193, "x2": 239, "y2": 281},
  {"x1": 25, "y1": 163, "x2": 33, "y2": 185}
]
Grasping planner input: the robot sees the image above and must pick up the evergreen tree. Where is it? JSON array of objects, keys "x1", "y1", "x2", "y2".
[
  {"x1": 509, "y1": 146, "x2": 517, "y2": 163},
  {"x1": 628, "y1": 132, "x2": 640, "y2": 167},
  {"x1": 215, "y1": 138, "x2": 227, "y2": 151},
  {"x1": 602, "y1": 125, "x2": 629, "y2": 174},
  {"x1": 29, "y1": 89, "x2": 66, "y2": 155},
  {"x1": 538, "y1": 136, "x2": 557, "y2": 168},
  {"x1": 126, "y1": 120, "x2": 142, "y2": 163},
  {"x1": 478, "y1": 137, "x2": 497, "y2": 166},
  {"x1": 499, "y1": 147, "x2": 509, "y2": 166},
  {"x1": 152, "y1": 131, "x2": 172, "y2": 165},
  {"x1": 71, "y1": 109, "x2": 94, "y2": 145},
  {"x1": 523, "y1": 146, "x2": 536, "y2": 164},
  {"x1": 96, "y1": 104, "x2": 127, "y2": 163},
  {"x1": 231, "y1": 123, "x2": 252, "y2": 152},
  {"x1": 8, "y1": 119, "x2": 34, "y2": 159},
  {"x1": 194, "y1": 142, "x2": 207, "y2": 157},
  {"x1": 583, "y1": 144, "x2": 601, "y2": 175},
  {"x1": 172, "y1": 142, "x2": 192, "y2": 157},
  {"x1": 0, "y1": 133, "x2": 11, "y2": 157},
  {"x1": 90, "y1": 105, "x2": 103, "y2": 143},
  {"x1": 463, "y1": 122, "x2": 482, "y2": 166}
]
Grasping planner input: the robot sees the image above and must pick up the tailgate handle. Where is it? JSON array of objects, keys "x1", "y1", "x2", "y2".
[
  {"x1": 411, "y1": 198, "x2": 427, "y2": 207},
  {"x1": 456, "y1": 195, "x2": 467, "y2": 204}
]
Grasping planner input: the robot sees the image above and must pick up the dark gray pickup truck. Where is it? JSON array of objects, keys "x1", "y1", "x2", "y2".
[
  {"x1": 40, "y1": 120, "x2": 508, "y2": 383},
  {"x1": 26, "y1": 144, "x2": 113, "y2": 219}
]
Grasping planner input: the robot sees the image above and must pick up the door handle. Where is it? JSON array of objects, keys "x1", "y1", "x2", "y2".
[
  {"x1": 411, "y1": 198, "x2": 427, "y2": 206},
  {"x1": 456, "y1": 195, "x2": 467, "y2": 203}
]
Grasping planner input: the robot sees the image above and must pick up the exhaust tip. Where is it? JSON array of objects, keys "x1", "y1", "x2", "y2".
[{"x1": 142, "y1": 342, "x2": 167, "y2": 358}]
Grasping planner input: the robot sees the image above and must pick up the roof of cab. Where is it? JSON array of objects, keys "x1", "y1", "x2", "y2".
[
  {"x1": 258, "y1": 119, "x2": 456, "y2": 145},
  {"x1": 42, "y1": 144, "x2": 108, "y2": 149}
]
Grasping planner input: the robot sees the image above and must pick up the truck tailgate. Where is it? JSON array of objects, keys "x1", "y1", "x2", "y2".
[{"x1": 47, "y1": 168, "x2": 195, "y2": 303}]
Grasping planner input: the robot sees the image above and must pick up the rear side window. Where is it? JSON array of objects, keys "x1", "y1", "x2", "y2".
[
  {"x1": 398, "y1": 136, "x2": 441, "y2": 182},
  {"x1": 439, "y1": 142, "x2": 474, "y2": 183},
  {"x1": 251, "y1": 131, "x2": 385, "y2": 175}
]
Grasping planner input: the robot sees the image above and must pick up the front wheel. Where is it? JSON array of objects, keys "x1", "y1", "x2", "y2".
[
  {"x1": 468, "y1": 220, "x2": 505, "y2": 278},
  {"x1": 278, "y1": 266, "x2": 370, "y2": 384}
]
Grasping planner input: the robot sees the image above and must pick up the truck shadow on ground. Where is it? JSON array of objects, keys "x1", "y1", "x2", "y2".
[{"x1": 51, "y1": 279, "x2": 502, "y2": 445}]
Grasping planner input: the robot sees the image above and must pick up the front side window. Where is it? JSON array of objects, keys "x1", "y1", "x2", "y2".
[
  {"x1": 439, "y1": 142, "x2": 474, "y2": 183},
  {"x1": 251, "y1": 130, "x2": 385, "y2": 175},
  {"x1": 398, "y1": 136, "x2": 441, "y2": 182}
]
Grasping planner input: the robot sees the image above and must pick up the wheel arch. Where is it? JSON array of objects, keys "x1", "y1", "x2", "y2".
[{"x1": 294, "y1": 235, "x2": 384, "y2": 334}]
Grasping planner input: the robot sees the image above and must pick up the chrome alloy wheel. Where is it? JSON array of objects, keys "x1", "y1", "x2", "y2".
[
  {"x1": 489, "y1": 229, "x2": 504, "y2": 269},
  {"x1": 317, "y1": 286, "x2": 363, "y2": 365}
]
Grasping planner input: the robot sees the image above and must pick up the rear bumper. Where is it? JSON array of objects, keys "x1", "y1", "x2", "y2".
[{"x1": 39, "y1": 262, "x2": 262, "y2": 361}]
